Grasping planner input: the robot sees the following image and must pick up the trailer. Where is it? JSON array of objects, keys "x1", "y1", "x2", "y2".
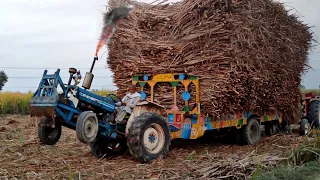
[
  {"x1": 29, "y1": 60, "x2": 284, "y2": 163},
  {"x1": 126, "y1": 73, "x2": 283, "y2": 151}
]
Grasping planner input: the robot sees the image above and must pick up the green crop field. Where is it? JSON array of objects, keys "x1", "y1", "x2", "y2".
[{"x1": 0, "y1": 89, "x2": 112, "y2": 115}]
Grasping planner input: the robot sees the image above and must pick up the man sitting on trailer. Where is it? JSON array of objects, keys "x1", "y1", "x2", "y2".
[{"x1": 112, "y1": 84, "x2": 141, "y2": 124}]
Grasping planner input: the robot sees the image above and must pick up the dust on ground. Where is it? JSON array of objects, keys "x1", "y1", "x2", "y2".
[{"x1": 0, "y1": 115, "x2": 303, "y2": 179}]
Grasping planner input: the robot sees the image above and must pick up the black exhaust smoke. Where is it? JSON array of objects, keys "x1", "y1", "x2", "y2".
[{"x1": 95, "y1": 5, "x2": 133, "y2": 57}]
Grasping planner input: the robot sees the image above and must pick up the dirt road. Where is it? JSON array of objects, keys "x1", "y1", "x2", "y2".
[{"x1": 0, "y1": 115, "x2": 303, "y2": 179}]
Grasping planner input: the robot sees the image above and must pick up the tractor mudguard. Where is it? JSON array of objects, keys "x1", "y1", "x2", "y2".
[{"x1": 125, "y1": 100, "x2": 167, "y2": 136}]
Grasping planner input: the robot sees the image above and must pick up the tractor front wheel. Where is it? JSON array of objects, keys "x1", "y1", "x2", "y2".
[
  {"x1": 38, "y1": 116, "x2": 62, "y2": 145},
  {"x1": 241, "y1": 117, "x2": 261, "y2": 145},
  {"x1": 127, "y1": 112, "x2": 170, "y2": 163},
  {"x1": 76, "y1": 111, "x2": 99, "y2": 144}
]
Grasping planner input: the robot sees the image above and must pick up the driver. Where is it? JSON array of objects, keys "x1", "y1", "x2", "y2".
[{"x1": 113, "y1": 84, "x2": 141, "y2": 124}]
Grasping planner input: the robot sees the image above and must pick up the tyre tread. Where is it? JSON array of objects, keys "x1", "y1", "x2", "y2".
[
  {"x1": 127, "y1": 112, "x2": 170, "y2": 163},
  {"x1": 76, "y1": 111, "x2": 98, "y2": 143},
  {"x1": 241, "y1": 117, "x2": 261, "y2": 145},
  {"x1": 38, "y1": 116, "x2": 61, "y2": 145}
]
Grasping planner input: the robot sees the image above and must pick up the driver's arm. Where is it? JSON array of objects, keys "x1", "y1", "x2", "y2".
[
  {"x1": 115, "y1": 101, "x2": 121, "y2": 106},
  {"x1": 127, "y1": 96, "x2": 141, "y2": 108}
]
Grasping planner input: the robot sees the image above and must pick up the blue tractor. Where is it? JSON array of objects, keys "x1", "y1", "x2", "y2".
[{"x1": 29, "y1": 57, "x2": 133, "y2": 157}]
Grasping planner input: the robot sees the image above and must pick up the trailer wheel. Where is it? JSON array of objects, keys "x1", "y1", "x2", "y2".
[
  {"x1": 76, "y1": 111, "x2": 99, "y2": 144},
  {"x1": 307, "y1": 100, "x2": 320, "y2": 128},
  {"x1": 127, "y1": 112, "x2": 170, "y2": 163},
  {"x1": 241, "y1": 117, "x2": 261, "y2": 145},
  {"x1": 38, "y1": 116, "x2": 61, "y2": 145},
  {"x1": 299, "y1": 118, "x2": 310, "y2": 136}
]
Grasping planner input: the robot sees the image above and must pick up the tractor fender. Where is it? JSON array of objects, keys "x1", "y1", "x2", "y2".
[{"x1": 125, "y1": 100, "x2": 167, "y2": 136}]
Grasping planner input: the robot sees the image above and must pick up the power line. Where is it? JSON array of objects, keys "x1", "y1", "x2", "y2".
[
  {"x1": 8, "y1": 76, "x2": 112, "y2": 79},
  {"x1": 4, "y1": 86, "x2": 116, "y2": 89},
  {"x1": 0, "y1": 67, "x2": 108, "y2": 70}
]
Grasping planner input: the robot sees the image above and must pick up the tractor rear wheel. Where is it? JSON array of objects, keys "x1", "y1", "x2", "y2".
[
  {"x1": 38, "y1": 116, "x2": 61, "y2": 145},
  {"x1": 241, "y1": 117, "x2": 261, "y2": 145},
  {"x1": 307, "y1": 100, "x2": 320, "y2": 128},
  {"x1": 76, "y1": 111, "x2": 99, "y2": 144},
  {"x1": 127, "y1": 112, "x2": 170, "y2": 163}
]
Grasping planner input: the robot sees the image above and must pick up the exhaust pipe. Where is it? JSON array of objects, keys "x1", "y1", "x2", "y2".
[{"x1": 82, "y1": 57, "x2": 98, "y2": 90}]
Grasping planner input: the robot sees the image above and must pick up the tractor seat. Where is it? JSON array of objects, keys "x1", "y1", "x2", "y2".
[{"x1": 69, "y1": 68, "x2": 77, "y2": 74}]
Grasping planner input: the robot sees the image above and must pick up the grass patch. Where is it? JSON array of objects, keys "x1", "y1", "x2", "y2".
[
  {"x1": 256, "y1": 130, "x2": 320, "y2": 180},
  {"x1": 256, "y1": 160, "x2": 320, "y2": 180}
]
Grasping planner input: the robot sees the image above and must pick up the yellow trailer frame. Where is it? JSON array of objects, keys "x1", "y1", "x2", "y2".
[{"x1": 132, "y1": 73, "x2": 282, "y2": 140}]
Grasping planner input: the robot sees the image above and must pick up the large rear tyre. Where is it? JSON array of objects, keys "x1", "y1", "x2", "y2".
[
  {"x1": 241, "y1": 117, "x2": 261, "y2": 145},
  {"x1": 76, "y1": 111, "x2": 99, "y2": 144},
  {"x1": 38, "y1": 116, "x2": 61, "y2": 145},
  {"x1": 307, "y1": 100, "x2": 320, "y2": 128},
  {"x1": 127, "y1": 112, "x2": 170, "y2": 163}
]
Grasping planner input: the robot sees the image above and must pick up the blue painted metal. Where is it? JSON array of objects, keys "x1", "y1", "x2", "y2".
[
  {"x1": 179, "y1": 74, "x2": 185, "y2": 80},
  {"x1": 149, "y1": 134, "x2": 155, "y2": 143},
  {"x1": 143, "y1": 74, "x2": 148, "y2": 81},
  {"x1": 78, "y1": 88, "x2": 115, "y2": 112},
  {"x1": 191, "y1": 116, "x2": 197, "y2": 124},
  {"x1": 205, "y1": 123, "x2": 213, "y2": 130},
  {"x1": 57, "y1": 103, "x2": 79, "y2": 114},
  {"x1": 246, "y1": 112, "x2": 252, "y2": 119},
  {"x1": 168, "y1": 114, "x2": 174, "y2": 123},
  {"x1": 182, "y1": 91, "x2": 191, "y2": 101},
  {"x1": 140, "y1": 91, "x2": 147, "y2": 100},
  {"x1": 111, "y1": 132, "x2": 117, "y2": 138},
  {"x1": 181, "y1": 124, "x2": 192, "y2": 138},
  {"x1": 30, "y1": 69, "x2": 119, "y2": 136},
  {"x1": 168, "y1": 124, "x2": 181, "y2": 132}
]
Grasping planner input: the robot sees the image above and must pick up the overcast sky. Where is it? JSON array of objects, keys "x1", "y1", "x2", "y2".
[{"x1": 0, "y1": 0, "x2": 319, "y2": 92}]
